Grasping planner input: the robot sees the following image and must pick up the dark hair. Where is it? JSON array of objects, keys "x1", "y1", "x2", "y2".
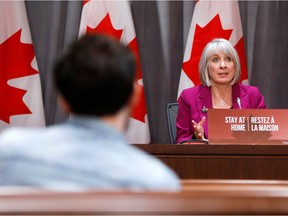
[{"x1": 53, "y1": 34, "x2": 136, "y2": 116}]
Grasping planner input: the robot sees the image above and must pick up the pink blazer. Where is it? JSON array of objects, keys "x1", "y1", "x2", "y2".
[{"x1": 176, "y1": 84, "x2": 266, "y2": 144}]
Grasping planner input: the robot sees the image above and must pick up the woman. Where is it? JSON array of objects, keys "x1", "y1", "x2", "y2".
[{"x1": 176, "y1": 38, "x2": 266, "y2": 144}]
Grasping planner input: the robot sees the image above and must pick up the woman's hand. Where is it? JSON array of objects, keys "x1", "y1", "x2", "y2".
[{"x1": 192, "y1": 117, "x2": 207, "y2": 141}]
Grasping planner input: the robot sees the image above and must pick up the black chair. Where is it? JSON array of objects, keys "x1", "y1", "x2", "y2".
[
  {"x1": 166, "y1": 103, "x2": 179, "y2": 144},
  {"x1": 166, "y1": 103, "x2": 208, "y2": 145}
]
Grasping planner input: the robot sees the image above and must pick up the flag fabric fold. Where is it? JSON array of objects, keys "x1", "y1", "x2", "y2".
[
  {"x1": 0, "y1": 1, "x2": 45, "y2": 130},
  {"x1": 178, "y1": 0, "x2": 248, "y2": 97},
  {"x1": 79, "y1": 0, "x2": 150, "y2": 143}
]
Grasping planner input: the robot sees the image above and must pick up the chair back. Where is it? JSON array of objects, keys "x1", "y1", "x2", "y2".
[{"x1": 166, "y1": 103, "x2": 179, "y2": 144}]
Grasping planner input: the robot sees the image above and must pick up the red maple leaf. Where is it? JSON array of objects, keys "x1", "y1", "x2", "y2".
[
  {"x1": 0, "y1": 29, "x2": 38, "y2": 124},
  {"x1": 182, "y1": 14, "x2": 232, "y2": 85},
  {"x1": 83, "y1": 0, "x2": 89, "y2": 6},
  {"x1": 87, "y1": 13, "x2": 147, "y2": 123},
  {"x1": 87, "y1": 13, "x2": 123, "y2": 41}
]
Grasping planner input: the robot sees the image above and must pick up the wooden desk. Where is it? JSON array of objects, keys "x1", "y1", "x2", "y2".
[
  {"x1": 1, "y1": 180, "x2": 288, "y2": 215},
  {"x1": 134, "y1": 144, "x2": 288, "y2": 180}
]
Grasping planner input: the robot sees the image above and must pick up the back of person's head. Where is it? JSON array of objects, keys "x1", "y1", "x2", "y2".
[
  {"x1": 54, "y1": 34, "x2": 136, "y2": 116},
  {"x1": 199, "y1": 38, "x2": 241, "y2": 87}
]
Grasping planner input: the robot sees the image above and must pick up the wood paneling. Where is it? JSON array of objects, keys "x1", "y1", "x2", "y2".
[
  {"x1": 1, "y1": 180, "x2": 288, "y2": 215},
  {"x1": 134, "y1": 144, "x2": 288, "y2": 179}
]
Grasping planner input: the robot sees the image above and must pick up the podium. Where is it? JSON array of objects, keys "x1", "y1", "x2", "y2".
[
  {"x1": 134, "y1": 143, "x2": 288, "y2": 180},
  {"x1": 134, "y1": 109, "x2": 288, "y2": 180},
  {"x1": 208, "y1": 109, "x2": 288, "y2": 144}
]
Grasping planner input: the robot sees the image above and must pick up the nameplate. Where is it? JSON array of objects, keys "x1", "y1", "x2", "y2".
[{"x1": 208, "y1": 109, "x2": 288, "y2": 144}]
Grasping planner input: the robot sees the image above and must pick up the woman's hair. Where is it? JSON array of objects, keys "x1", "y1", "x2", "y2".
[{"x1": 199, "y1": 38, "x2": 241, "y2": 87}]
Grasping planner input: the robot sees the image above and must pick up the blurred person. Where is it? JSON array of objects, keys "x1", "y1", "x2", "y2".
[
  {"x1": 0, "y1": 34, "x2": 180, "y2": 190},
  {"x1": 176, "y1": 38, "x2": 266, "y2": 144}
]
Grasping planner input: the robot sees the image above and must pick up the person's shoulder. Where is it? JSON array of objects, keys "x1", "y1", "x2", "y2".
[
  {"x1": 0, "y1": 127, "x2": 44, "y2": 149},
  {"x1": 181, "y1": 84, "x2": 207, "y2": 97},
  {"x1": 0, "y1": 125, "x2": 66, "y2": 149},
  {"x1": 0, "y1": 127, "x2": 34, "y2": 142},
  {"x1": 127, "y1": 145, "x2": 181, "y2": 190},
  {"x1": 236, "y1": 83, "x2": 262, "y2": 94},
  {"x1": 182, "y1": 84, "x2": 205, "y2": 92}
]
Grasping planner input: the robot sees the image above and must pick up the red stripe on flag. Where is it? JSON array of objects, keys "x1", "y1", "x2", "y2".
[
  {"x1": 128, "y1": 38, "x2": 146, "y2": 123},
  {"x1": 0, "y1": 29, "x2": 36, "y2": 123},
  {"x1": 234, "y1": 37, "x2": 248, "y2": 82}
]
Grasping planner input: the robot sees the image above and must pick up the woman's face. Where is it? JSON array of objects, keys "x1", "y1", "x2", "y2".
[{"x1": 207, "y1": 52, "x2": 235, "y2": 86}]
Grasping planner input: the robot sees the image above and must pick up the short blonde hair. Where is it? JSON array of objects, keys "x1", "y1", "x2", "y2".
[{"x1": 199, "y1": 38, "x2": 241, "y2": 87}]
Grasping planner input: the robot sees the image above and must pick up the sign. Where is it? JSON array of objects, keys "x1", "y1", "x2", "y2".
[{"x1": 208, "y1": 109, "x2": 288, "y2": 144}]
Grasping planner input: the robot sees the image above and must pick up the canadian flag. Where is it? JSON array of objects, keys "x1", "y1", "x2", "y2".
[
  {"x1": 178, "y1": 0, "x2": 248, "y2": 97},
  {"x1": 0, "y1": 1, "x2": 45, "y2": 130},
  {"x1": 79, "y1": 0, "x2": 150, "y2": 143}
]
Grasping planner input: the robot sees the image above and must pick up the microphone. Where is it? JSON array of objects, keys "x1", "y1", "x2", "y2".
[{"x1": 236, "y1": 97, "x2": 242, "y2": 109}]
